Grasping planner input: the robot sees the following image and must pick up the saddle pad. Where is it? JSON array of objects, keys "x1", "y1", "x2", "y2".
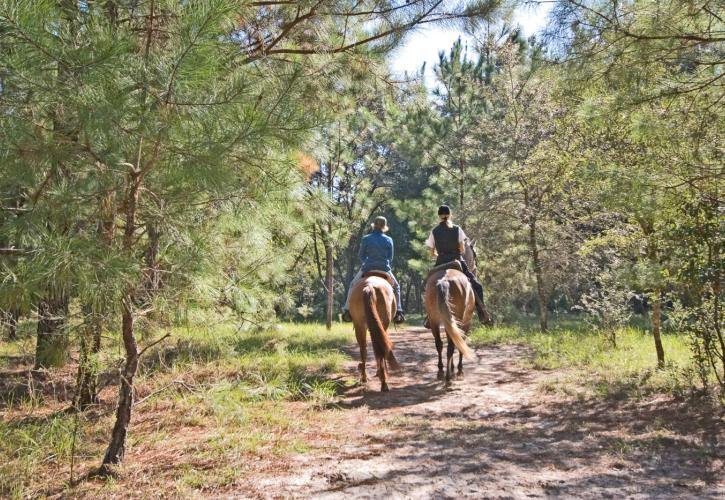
[
  {"x1": 362, "y1": 271, "x2": 394, "y2": 286},
  {"x1": 426, "y1": 260, "x2": 462, "y2": 279}
]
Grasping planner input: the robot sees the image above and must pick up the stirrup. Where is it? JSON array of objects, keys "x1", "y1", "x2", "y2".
[
  {"x1": 342, "y1": 310, "x2": 352, "y2": 322},
  {"x1": 476, "y1": 307, "x2": 493, "y2": 326}
]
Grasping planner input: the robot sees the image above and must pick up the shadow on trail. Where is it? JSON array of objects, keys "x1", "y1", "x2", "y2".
[
  {"x1": 335, "y1": 326, "x2": 453, "y2": 410},
  {"x1": 339, "y1": 381, "x2": 449, "y2": 410},
  {"x1": 329, "y1": 387, "x2": 724, "y2": 498},
  {"x1": 311, "y1": 326, "x2": 725, "y2": 498}
]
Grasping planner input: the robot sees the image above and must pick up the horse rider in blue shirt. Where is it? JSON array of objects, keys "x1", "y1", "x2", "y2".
[{"x1": 342, "y1": 216, "x2": 405, "y2": 323}]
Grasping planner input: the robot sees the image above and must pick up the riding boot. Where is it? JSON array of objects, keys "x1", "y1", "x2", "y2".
[
  {"x1": 475, "y1": 302, "x2": 487, "y2": 323},
  {"x1": 474, "y1": 297, "x2": 493, "y2": 325}
]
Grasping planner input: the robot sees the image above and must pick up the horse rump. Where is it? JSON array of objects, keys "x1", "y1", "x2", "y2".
[{"x1": 435, "y1": 278, "x2": 475, "y2": 360}]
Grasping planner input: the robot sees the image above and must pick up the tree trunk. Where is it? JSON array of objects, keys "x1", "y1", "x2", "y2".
[
  {"x1": 324, "y1": 231, "x2": 334, "y2": 330},
  {"x1": 93, "y1": 314, "x2": 102, "y2": 352},
  {"x1": 415, "y1": 278, "x2": 422, "y2": 314},
  {"x1": 713, "y1": 280, "x2": 724, "y2": 385},
  {"x1": 101, "y1": 162, "x2": 142, "y2": 470},
  {"x1": 312, "y1": 226, "x2": 323, "y2": 280},
  {"x1": 323, "y1": 151, "x2": 336, "y2": 330},
  {"x1": 74, "y1": 343, "x2": 99, "y2": 410},
  {"x1": 76, "y1": 190, "x2": 115, "y2": 409},
  {"x1": 343, "y1": 238, "x2": 357, "y2": 301},
  {"x1": 651, "y1": 288, "x2": 665, "y2": 368},
  {"x1": 3, "y1": 308, "x2": 19, "y2": 341},
  {"x1": 404, "y1": 277, "x2": 412, "y2": 312},
  {"x1": 35, "y1": 293, "x2": 69, "y2": 369},
  {"x1": 643, "y1": 229, "x2": 666, "y2": 369},
  {"x1": 143, "y1": 222, "x2": 161, "y2": 298},
  {"x1": 74, "y1": 313, "x2": 103, "y2": 410},
  {"x1": 527, "y1": 219, "x2": 548, "y2": 332},
  {"x1": 102, "y1": 297, "x2": 139, "y2": 469},
  {"x1": 458, "y1": 159, "x2": 466, "y2": 230}
]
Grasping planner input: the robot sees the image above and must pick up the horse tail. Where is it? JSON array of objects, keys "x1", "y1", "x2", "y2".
[
  {"x1": 363, "y1": 286, "x2": 400, "y2": 371},
  {"x1": 436, "y1": 279, "x2": 475, "y2": 360}
]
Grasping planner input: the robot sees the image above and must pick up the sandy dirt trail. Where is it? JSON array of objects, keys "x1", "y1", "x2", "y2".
[{"x1": 254, "y1": 326, "x2": 724, "y2": 499}]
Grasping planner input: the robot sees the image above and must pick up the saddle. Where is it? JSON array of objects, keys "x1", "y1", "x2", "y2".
[
  {"x1": 426, "y1": 260, "x2": 462, "y2": 280},
  {"x1": 362, "y1": 271, "x2": 394, "y2": 286}
]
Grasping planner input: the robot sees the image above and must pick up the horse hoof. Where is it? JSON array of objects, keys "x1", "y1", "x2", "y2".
[
  {"x1": 457, "y1": 371, "x2": 463, "y2": 378},
  {"x1": 381, "y1": 383, "x2": 390, "y2": 392},
  {"x1": 437, "y1": 371, "x2": 445, "y2": 381}
]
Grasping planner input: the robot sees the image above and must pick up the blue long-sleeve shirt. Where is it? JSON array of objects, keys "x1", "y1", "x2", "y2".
[{"x1": 359, "y1": 230, "x2": 393, "y2": 273}]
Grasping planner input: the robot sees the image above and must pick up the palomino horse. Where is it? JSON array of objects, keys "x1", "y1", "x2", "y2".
[
  {"x1": 424, "y1": 240, "x2": 479, "y2": 382},
  {"x1": 348, "y1": 272, "x2": 401, "y2": 392}
]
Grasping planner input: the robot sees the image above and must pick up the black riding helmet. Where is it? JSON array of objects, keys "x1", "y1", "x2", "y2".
[{"x1": 438, "y1": 205, "x2": 451, "y2": 216}]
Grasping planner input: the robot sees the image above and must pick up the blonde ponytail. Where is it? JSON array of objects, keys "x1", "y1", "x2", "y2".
[{"x1": 439, "y1": 214, "x2": 453, "y2": 227}]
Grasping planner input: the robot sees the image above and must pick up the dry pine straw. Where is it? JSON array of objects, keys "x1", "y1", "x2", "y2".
[
  {"x1": 1, "y1": 357, "x2": 350, "y2": 498},
  {"x1": 4, "y1": 382, "x2": 355, "y2": 498}
]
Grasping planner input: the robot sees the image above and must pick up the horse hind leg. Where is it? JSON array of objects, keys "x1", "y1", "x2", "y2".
[
  {"x1": 458, "y1": 321, "x2": 471, "y2": 378},
  {"x1": 371, "y1": 341, "x2": 388, "y2": 391},
  {"x1": 446, "y1": 336, "x2": 456, "y2": 384},
  {"x1": 354, "y1": 323, "x2": 367, "y2": 384},
  {"x1": 432, "y1": 326, "x2": 444, "y2": 380},
  {"x1": 377, "y1": 356, "x2": 389, "y2": 392}
]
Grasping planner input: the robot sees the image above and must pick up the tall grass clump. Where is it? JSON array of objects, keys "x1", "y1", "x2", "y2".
[{"x1": 469, "y1": 321, "x2": 695, "y2": 398}]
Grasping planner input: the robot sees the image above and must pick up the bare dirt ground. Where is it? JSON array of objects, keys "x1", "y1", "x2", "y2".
[{"x1": 251, "y1": 326, "x2": 725, "y2": 499}]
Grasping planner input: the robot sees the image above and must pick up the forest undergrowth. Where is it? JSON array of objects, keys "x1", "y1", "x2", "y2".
[
  {"x1": 0, "y1": 321, "x2": 351, "y2": 498},
  {"x1": 469, "y1": 321, "x2": 709, "y2": 402},
  {"x1": 2, "y1": 316, "x2": 718, "y2": 497}
]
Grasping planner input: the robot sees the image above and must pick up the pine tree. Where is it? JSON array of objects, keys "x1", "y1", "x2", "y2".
[{"x1": 1, "y1": 0, "x2": 505, "y2": 470}]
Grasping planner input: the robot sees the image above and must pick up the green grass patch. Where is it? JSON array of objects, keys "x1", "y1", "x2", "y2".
[
  {"x1": 135, "y1": 322, "x2": 350, "y2": 403},
  {"x1": 1, "y1": 321, "x2": 354, "y2": 498},
  {"x1": 469, "y1": 323, "x2": 696, "y2": 399},
  {"x1": 0, "y1": 409, "x2": 112, "y2": 498}
]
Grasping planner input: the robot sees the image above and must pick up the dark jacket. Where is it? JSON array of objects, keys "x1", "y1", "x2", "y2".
[{"x1": 433, "y1": 223, "x2": 462, "y2": 265}]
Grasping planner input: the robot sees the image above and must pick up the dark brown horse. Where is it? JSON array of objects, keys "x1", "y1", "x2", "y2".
[{"x1": 348, "y1": 272, "x2": 400, "y2": 392}]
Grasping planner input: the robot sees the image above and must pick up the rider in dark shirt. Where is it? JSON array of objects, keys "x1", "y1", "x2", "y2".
[{"x1": 425, "y1": 205, "x2": 487, "y2": 322}]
